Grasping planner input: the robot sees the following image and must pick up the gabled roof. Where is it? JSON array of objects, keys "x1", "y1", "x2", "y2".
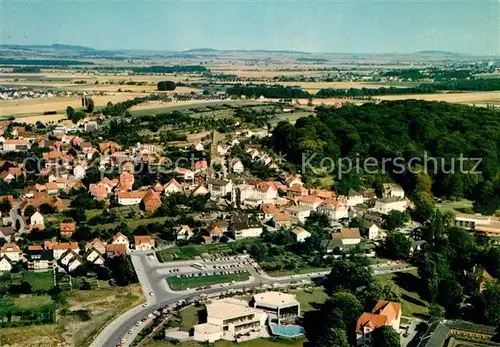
[
  {"x1": 356, "y1": 312, "x2": 388, "y2": 333},
  {"x1": 0, "y1": 242, "x2": 21, "y2": 253},
  {"x1": 332, "y1": 228, "x2": 361, "y2": 240}
]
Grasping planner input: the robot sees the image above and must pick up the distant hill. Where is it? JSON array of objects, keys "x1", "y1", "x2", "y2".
[{"x1": 414, "y1": 50, "x2": 471, "y2": 57}]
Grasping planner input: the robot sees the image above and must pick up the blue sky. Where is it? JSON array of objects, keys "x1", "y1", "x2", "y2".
[{"x1": 1, "y1": 0, "x2": 499, "y2": 55}]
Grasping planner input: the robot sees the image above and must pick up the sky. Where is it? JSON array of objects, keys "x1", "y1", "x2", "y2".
[{"x1": 1, "y1": 0, "x2": 499, "y2": 55}]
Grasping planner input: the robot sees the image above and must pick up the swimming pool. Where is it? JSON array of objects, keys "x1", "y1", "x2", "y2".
[{"x1": 269, "y1": 323, "x2": 305, "y2": 338}]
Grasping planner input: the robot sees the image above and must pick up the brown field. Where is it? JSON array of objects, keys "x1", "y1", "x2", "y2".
[
  {"x1": 375, "y1": 91, "x2": 500, "y2": 105},
  {"x1": 212, "y1": 69, "x2": 327, "y2": 78},
  {"x1": 1, "y1": 93, "x2": 148, "y2": 118},
  {"x1": 0, "y1": 285, "x2": 144, "y2": 347}
]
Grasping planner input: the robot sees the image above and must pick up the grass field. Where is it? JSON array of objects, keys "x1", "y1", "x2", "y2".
[
  {"x1": 166, "y1": 273, "x2": 250, "y2": 291},
  {"x1": 179, "y1": 305, "x2": 205, "y2": 329},
  {"x1": 10, "y1": 294, "x2": 53, "y2": 309},
  {"x1": 375, "y1": 269, "x2": 429, "y2": 318},
  {"x1": 436, "y1": 199, "x2": 474, "y2": 214},
  {"x1": 22, "y1": 271, "x2": 55, "y2": 292},
  {"x1": 157, "y1": 244, "x2": 233, "y2": 262},
  {"x1": 144, "y1": 338, "x2": 306, "y2": 347},
  {"x1": 291, "y1": 287, "x2": 329, "y2": 312},
  {"x1": 266, "y1": 267, "x2": 330, "y2": 278}
]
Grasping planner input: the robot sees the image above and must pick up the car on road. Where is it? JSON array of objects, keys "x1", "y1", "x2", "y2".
[
  {"x1": 149, "y1": 292, "x2": 154, "y2": 296},
  {"x1": 120, "y1": 338, "x2": 126, "y2": 343},
  {"x1": 128, "y1": 329, "x2": 133, "y2": 334},
  {"x1": 142, "y1": 303, "x2": 148, "y2": 307},
  {"x1": 136, "y1": 321, "x2": 141, "y2": 326}
]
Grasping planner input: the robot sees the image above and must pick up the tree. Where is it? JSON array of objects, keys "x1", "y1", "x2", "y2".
[
  {"x1": 371, "y1": 326, "x2": 401, "y2": 347},
  {"x1": 428, "y1": 303, "x2": 445, "y2": 319},
  {"x1": 317, "y1": 327, "x2": 349, "y2": 347},
  {"x1": 157, "y1": 81, "x2": 176, "y2": 91},
  {"x1": 358, "y1": 282, "x2": 401, "y2": 310},
  {"x1": 24, "y1": 205, "x2": 36, "y2": 219},
  {"x1": 384, "y1": 232, "x2": 412, "y2": 260},
  {"x1": 66, "y1": 106, "x2": 75, "y2": 119},
  {"x1": 0, "y1": 198, "x2": 11, "y2": 213},
  {"x1": 85, "y1": 97, "x2": 95, "y2": 113},
  {"x1": 481, "y1": 282, "x2": 500, "y2": 325},
  {"x1": 383, "y1": 211, "x2": 410, "y2": 231},
  {"x1": 325, "y1": 258, "x2": 373, "y2": 294}
]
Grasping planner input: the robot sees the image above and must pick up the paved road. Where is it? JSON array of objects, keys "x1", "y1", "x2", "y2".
[
  {"x1": 92, "y1": 253, "x2": 416, "y2": 347},
  {"x1": 9, "y1": 200, "x2": 25, "y2": 233}
]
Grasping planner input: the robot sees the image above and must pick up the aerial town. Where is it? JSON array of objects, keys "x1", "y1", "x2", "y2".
[{"x1": 1, "y1": 2, "x2": 500, "y2": 347}]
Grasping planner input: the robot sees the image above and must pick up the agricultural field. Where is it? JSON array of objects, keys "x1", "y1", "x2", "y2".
[
  {"x1": 0, "y1": 284, "x2": 144, "y2": 347},
  {"x1": 166, "y1": 273, "x2": 250, "y2": 291},
  {"x1": 375, "y1": 91, "x2": 500, "y2": 106},
  {"x1": 0, "y1": 93, "x2": 147, "y2": 118}
]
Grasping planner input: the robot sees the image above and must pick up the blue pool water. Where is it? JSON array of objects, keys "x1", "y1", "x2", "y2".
[{"x1": 269, "y1": 323, "x2": 305, "y2": 338}]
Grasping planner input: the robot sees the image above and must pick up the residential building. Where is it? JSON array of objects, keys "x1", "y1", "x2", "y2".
[
  {"x1": 192, "y1": 184, "x2": 209, "y2": 196},
  {"x1": 356, "y1": 301, "x2": 402, "y2": 346},
  {"x1": 164, "y1": 179, "x2": 183, "y2": 196},
  {"x1": 231, "y1": 158, "x2": 244, "y2": 174},
  {"x1": 85, "y1": 238, "x2": 106, "y2": 254},
  {"x1": 85, "y1": 248, "x2": 105, "y2": 265},
  {"x1": 60, "y1": 222, "x2": 76, "y2": 238},
  {"x1": 285, "y1": 207, "x2": 311, "y2": 224},
  {"x1": 207, "y1": 178, "x2": 233, "y2": 198},
  {"x1": 27, "y1": 245, "x2": 54, "y2": 272},
  {"x1": 383, "y1": 183, "x2": 405, "y2": 198},
  {"x1": 141, "y1": 189, "x2": 162, "y2": 213},
  {"x1": 0, "y1": 242, "x2": 22, "y2": 262},
  {"x1": 175, "y1": 225, "x2": 194, "y2": 240},
  {"x1": 117, "y1": 191, "x2": 147, "y2": 205},
  {"x1": 296, "y1": 195, "x2": 323, "y2": 210},
  {"x1": 30, "y1": 211, "x2": 45, "y2": 231},
  {"x1": 368, "y1": 223, "x2": 385, "y2": 240},
  {"x1": 2, "y1": 139, "x2": 31, "y2": 152},
  {"x1": 271, "y1": 212, "x2": 292, "y2": 229},
  {"x1": 176, "y1": 167, "x2": 195, "y2": 181},
  {"x1": 292, "y1": 227, "x2": 311, "y2": 243},
  {"x1": 0, "y1": 256, "x2": 12, "y2": 272},
  {"x1": 317, "y1": 199, "x2": 349, "y2": 221},
  {"x1": 134, "y1": 235, "x2": 155, "y2": 251},
  {"x1": 372, "y1": 197, "x2": 408, "y2": 214},
  {"x1": 111, "y1": 232, "x2": 130, "y2": 251},
  {"x1": 230, "y1": 212, "x2": 263, "y2": 240},
  {"x1": 105, "y1": 244, "x2": 127, "y2": 258}
]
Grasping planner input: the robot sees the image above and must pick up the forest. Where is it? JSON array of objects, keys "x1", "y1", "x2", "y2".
[{"x1": 271, "y1": 100, "x2": 500, "y2": 214}]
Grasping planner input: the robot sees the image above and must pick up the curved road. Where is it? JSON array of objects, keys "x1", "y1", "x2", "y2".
[{"x1": 91, "y1": 253, "x2": 415, "y2": 347}]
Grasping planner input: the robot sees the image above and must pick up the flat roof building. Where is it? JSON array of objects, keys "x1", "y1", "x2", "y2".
[{"x1": 252, "y1": 291, "x2": 300, "y2": 320}]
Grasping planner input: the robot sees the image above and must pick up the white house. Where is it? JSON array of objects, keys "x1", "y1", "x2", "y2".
[
  {"x1": 285, "y1": 207, "x2": 311, "y2": 224},
  {"x1": 207, "y1": 179, "x2": 233, "y2": 198},
  {"x1": 297, "y1": 195, "x2": 323, "y2": 210},
  {"x1": 30, "y1": 211, "x2": 45, "y2": 230},
  {"x1": 292, "y1": 227, "x2": 311, "y2": 243},
  {"x1": 317, "y1": 199, "x2": 349, "y2": 221},
  {"x1": 134, "y1": 236, "x2": 155, "y2": 251},
  {"x1": 175, "y1": 225, "x2": 194, "y2": 240},
  {"x1": 368, "y1": 223, "x2": 386, "y2": 240},
  {"x1": 111, "y1": 232, "x2": 130, "y2": 251},
  {"x1": 67, "y1": 256, "x2": 83, "y2": 272},
  {"x1": 0, "y1": 257, "x2": 12, "y2": 272},
  {"x1": 372, "y1": 197, "x2": 408, "y2": 215},
  {"x1": 176, "y1": 168, "x2": 195, "y2": 180},
  {"x1": 192, "y1": 185, "x2": 209, "y2": 196},
  {"x1": 117, "y1": 191, "x2": 147, "y2": 206},
  {"x1": 164, "y1": 179, "x2": 183, "y2": 196},
  {"x1": 230, "y1": 213, "x2": 264, "y2": 240},
  {"x1": 2, "y1": 139, "x2": 31, "y2": 152},
  {"x1": 383, "y1": 183, "x2": 405, "y2": 198},
  {"x1": 73, "y1": 164, "x2": 86, "y2": 179},
  {"x1": 0, "y1": 242, "x2": 22, "y2": 262},
  {"x1": 231, "y1": 158, "x2": 244, "y2": 174},
  {"x1": 194, "y1": 142, "x2": 205, "y2": 151},
  {"x1": 85, "y1": 248, "x2": 105, "y2": 265}
]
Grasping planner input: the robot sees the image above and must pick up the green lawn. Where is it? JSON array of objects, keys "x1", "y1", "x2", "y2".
[
  {"x1": 166, "y1": 273, "x2": 250, "y2": 291},
  {"x1": 179, "y1": 305, "x2": 205, "y2": 329},
  {"x1": 375, "y1": 269, "x2": 429, "y2": 318},
  {"x1": 144, "y1": 338, "x2": 306, "y2": 347},
  {"x1": 22, "y1": 271, "x2": 54, "y2": 292},
  {"x1": 266, "y1": 267, "x2": 330, "y2": 278},
  {"x1": 292, "y1": 288, "x2": 329, "y2": 312},
  {"x1": 93, "y1": 216, "x2": 170, "y2": 230},
  {"x1": 157, "y1": 244, "x2": 232, "y2": 262},
  {"x1": 436, "y1": 199, "x2": 474, "y2": 214},
  {"x1": 10, "y1": 294, "x2": 53, "y2": 309}
]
